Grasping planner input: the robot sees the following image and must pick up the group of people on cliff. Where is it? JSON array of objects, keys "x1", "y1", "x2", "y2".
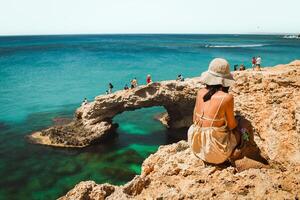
[
  {"x1": 252, "y1": 56, "x2": 262, "y2": 70},
  {"x1": 104, "y1": 74, "x2": 185, "y2": 94},
  {"x1": 234, "y1": 56, "x2": 262, "y2": 71},
  {"x1": 233, "y1": 64, "x2": 246, "y2": 71},
  {"x1": 106, "y1": 75, "x2": 151, "y2": 94},
  {"x1": 81, "y1": 73, "x2": 185, "y2": 106}
]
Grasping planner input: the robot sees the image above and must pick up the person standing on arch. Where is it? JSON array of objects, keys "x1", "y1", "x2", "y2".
[
  {"x1": 131, "y1": 77, "x2": 138, "y2": 88},
  {"x1": 108, "y1": 83, "x2": 114, "y2": 94},
  {"x1": 146, "y1": 74, "x2": 152, "y2": 84}
]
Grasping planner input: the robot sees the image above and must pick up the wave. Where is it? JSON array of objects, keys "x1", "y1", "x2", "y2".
[
  {"x1": 283, "y1": 35, "x2": 300, "y2": 39},
  {"x1": 205, "y1": 44, "x2": 266, "y2": 48}
]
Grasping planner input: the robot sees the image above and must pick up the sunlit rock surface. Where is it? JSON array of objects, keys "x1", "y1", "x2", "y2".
[
  {"x1": 59, "y1": 61, "x2": 300, "y2": 199},
  {"x1": 29, "y1": 77, "x2": 203, "y2": 147}
]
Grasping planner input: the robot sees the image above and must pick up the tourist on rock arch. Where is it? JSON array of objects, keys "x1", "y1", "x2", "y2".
[
  {"x1": 108, "y1": 83, "x2": 114, "y2": 94},
  {"x1": 188, "y1": 58, "x2": 255, "y2": 165},
  {"x1": 130, "y1": 79, "x2": 135, "y2": 89},
  {"x1": 131, "y1": 77, "x2": 138, "y2": 89},
  {"x1": 81, "y1": 97, "x2": 88, "y2": 106},
  {"x1": 146, "y1": 74, "x2": 152, "y2": 84}
]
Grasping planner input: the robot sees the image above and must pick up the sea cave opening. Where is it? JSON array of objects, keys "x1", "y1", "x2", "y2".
[{"x1": 112, "y1": 106, "x2": 188, "y2": 149}]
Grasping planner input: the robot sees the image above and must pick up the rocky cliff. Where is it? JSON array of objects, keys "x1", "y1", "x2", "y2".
[{"x1": 59, "y1": 61, "x2": 300, "y2": 199}]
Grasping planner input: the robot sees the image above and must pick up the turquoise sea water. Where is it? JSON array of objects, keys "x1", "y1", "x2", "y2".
[{"x1": 0, "y1": 34, "x2": 300, "y2": 199}]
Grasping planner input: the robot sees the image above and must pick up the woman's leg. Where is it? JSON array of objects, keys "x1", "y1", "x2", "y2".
[
  {"x1": 235, "y1": 116, "x2": 254, "y2": 144},
  {"x1": 237, "y1": 117, "x2": 254, "y2": 144},
  {"x1": 230, "y1": 116, "x2": 254, "y2": 161}
]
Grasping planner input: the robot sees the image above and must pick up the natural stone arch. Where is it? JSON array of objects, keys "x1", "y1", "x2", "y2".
[
  {"x1": 30, "y1": 78, "x2": 203, "y2": 147},
  {"x1": 77, "y1": 81, "x2": 202, "y2": 128}
]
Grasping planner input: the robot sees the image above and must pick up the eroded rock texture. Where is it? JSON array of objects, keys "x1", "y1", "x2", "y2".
[
  {"x1": 60, "y1": 142, "x2": 300, "y2": 200},
  {"x1": 29, "y1": 78, "x2": 203, "y2": 147},
  {"x1": 59, "y1": 61, "x2": 300, "y2": 200},
  {"x1": 232, "y1": 60, "x2": 300, "y2": 165}
]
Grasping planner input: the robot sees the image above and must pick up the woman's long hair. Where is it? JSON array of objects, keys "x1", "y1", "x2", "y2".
[{"x1": 203, "y1": 85, "x2": 229, "y2": 102}]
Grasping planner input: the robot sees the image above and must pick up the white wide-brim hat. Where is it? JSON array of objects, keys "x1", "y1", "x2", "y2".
[{"x1": 200, "y1": 58, "x2": 235, "y2": 87}]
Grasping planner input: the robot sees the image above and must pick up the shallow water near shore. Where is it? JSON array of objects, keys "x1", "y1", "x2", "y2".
[{"x1": 0, "y1": 34, "x2": 300, "y2": 199}]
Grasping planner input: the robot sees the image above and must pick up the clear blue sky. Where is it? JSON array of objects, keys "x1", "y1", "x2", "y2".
[{"x1": 0, "y1": 0, "x2": 300, "y2": 35}]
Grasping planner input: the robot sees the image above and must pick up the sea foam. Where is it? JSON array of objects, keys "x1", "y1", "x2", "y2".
[{"x1": 205, "y1": 44, "x2": 266, "y2": 48}]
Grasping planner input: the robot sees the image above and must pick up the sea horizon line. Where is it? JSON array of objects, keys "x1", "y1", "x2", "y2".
[{"x1": 0, "y1": 32, "x2": 298, "y2": 37}]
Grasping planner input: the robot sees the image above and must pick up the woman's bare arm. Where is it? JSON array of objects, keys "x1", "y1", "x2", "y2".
[
  {"x1": 193, "y1": 92, "x2": 200, "y2": 123},
  {"x1": 193, "y1": 89, "x2": 204, "y2": 123},
  {"x1": 225, "y1": 94, "x2": 238, "y2": 130}
]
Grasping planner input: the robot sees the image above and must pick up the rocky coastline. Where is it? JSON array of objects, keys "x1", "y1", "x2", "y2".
[{"x1": 57, "y1": 60, "x2": 300, "y2": 199}]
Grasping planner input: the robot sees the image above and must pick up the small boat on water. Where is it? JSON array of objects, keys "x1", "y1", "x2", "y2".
[{"x1": 283, "y1": 34, "x2": 300, "y2": 39}]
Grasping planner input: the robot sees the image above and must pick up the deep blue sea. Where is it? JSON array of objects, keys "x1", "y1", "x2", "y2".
[{"x1": 0, "y1": 34, "x2": 299, "y2": 199}]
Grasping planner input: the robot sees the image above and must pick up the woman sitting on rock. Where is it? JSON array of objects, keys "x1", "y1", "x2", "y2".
[{"x1": 188, "y1": 58, "x2": 252, "y2": 165}]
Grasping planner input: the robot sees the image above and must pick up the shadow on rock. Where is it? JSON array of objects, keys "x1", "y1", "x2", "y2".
[{"x1": 230, "y1": 116, "x2": 269, "y2": 172}]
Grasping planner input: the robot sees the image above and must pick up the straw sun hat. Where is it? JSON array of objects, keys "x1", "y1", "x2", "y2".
[{"x1": 200, "y1": 58, "x2": 234, "y2": 87}]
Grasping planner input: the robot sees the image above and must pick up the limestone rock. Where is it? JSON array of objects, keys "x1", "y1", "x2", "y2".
[
  {"x1": 30, "y1": 78, "x2": 203, "y2": 147},
  {"x1": 58, "y1": 181, "x2": 115, "y2": 200},
  {"x1": 59, "y1": 61, "x2": 300, "y2": 199},
  {"x1": 60, "y1": 141, "x2": 300, "y2": 200},
  {"x1": 122, "y1": 176, "x2": 151, "y2": 196},
  {"x1": 232, "y1": 61, "x2": 300, "y2": 166},
  {"x1": 58, "y1": 181, "x2": 96, "y2": 200}
]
